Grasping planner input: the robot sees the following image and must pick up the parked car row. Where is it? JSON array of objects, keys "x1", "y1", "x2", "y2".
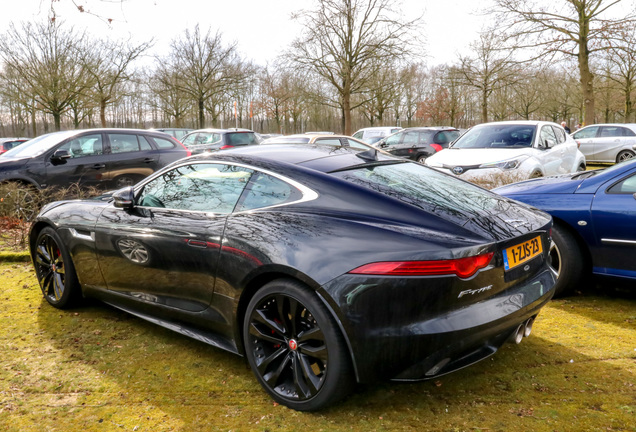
[{"x1": 571, "y1": 123, "x2": 636, "y2": 163}]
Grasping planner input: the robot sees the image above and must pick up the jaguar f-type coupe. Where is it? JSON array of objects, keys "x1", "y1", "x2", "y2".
[{"x1": 30, "y1": 144, "x2": 556, "y2": 411}]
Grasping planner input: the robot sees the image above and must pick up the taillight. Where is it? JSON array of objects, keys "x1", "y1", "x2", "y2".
[
  {"x1": 431, "y1": 143, "x2": 443, "y2": 152},
  {"x1": 175, "y1": 139, "x2": 191, "y2": 156},
  {"x1": 348, "y1": 252, "x2": 494, "y2": 279},
  {"x1": 220, "y1": 145, "x2": 234, "y2": 150}
]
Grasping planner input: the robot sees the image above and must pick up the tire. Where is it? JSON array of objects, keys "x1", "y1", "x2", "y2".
[
  {"x1": 33, "y1": 227, "x2": 81, "y2": 309},
  {"x1": 549, "y1": 224, "x2": 584, "y2": 297},
  {"x1": 416, "y1": 155, "x2": 427, "y2": 163},
  {"x1": 577, "y1": 164, "x2": 586, "y2": 172},
  {"x1": 243, "y1": 279, "x2": 354, "y2": 411},
  {"x1": 616, "y1": 150, "x2": 635, "y2": 164}
]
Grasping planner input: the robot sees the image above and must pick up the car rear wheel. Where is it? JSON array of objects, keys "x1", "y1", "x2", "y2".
[
  {"x1": 416, "y1": 155, "x2": 427, "y2": 163},
  {"x1": 616, "y1": 150, "x2": 635, "y2": 163},
  {"x1": 577, "y1": 164, "x2": 586, "y2": 172},
  {"x1": 529, "y1": 170, "x2": 543, "y2": 179},
  {"x1": 243, "y1": 279, "x2": 354, "y2": 411},
  {"x1": 33, "y1": 227, "x2": 81, "y2": 308},
  {"x1": 549, "y1": 224, "x2": 584, "y2": 297}
]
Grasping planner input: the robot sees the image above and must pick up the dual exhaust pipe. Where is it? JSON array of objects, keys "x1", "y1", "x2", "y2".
[{"x1": 509, "y1": 316, "x2": 535, "y2": 344}]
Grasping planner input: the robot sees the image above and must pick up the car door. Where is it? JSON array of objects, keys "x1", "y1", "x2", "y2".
[
  {"x1": 590, "y1": 170, "x2": 636, "y2": 277},
  {"x1": 94, "y1": 162, "x2": 254, "y2": 312},
  {"x1": 536, "y1": 125, "x2": 563, "y2": 175},
  {"x1": 101, "y1": 132, "x2": 162, "y2": 187},
  {"x1": 595, "y1": 126, "x2": 636, "y2": 163},
  {"x1": 45, "y1": 132, "x2": 107, "y2": 188},
  {"x1": 552, "y1": 125, "x2": 576, "y2": 173},
  {"x1": 572, "y1": 126, "x2": 599, "y2": 161}
]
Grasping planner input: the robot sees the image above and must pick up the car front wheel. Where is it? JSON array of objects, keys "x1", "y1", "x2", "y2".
[
  {"x1": 549, "y1": 224, "x2": 584, "y2": 297},
  {"x1": 243, "y1": 279, "x2": 354, "y2": 411},
  {"x1": 33, "y1": 227, "x2": 81, "y2": 308}
]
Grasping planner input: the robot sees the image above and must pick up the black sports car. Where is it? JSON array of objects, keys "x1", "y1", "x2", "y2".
[{"x1": 29, "y1": 144, "x2": 556, "y2": 411}]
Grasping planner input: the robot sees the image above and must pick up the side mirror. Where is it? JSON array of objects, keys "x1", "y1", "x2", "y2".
[
  {"x1": 113, "y1": 186, "x2": 135, "y2": 209},
  {"x1": 50, "y1": 149, "x2": 71, "y2": 164}
]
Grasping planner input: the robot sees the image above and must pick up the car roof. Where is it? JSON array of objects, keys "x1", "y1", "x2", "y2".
[
  {"x1": 185, "y1": 143, "x2": 401, "y2": 173},
  {"x1": 403, "y1": 126, "x2": 458, "y2": 131}
]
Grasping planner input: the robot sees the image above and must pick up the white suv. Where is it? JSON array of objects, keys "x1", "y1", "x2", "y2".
[
  {"x1": 353, "y1": 126, "x2": 402, "y2": 145},
  {"x1": 425, "y1": 121, "x2": 586, "y2": 186}
]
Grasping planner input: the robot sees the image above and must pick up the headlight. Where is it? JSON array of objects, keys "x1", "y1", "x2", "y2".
[{"x1": 479, "y1": 156, "x2": 529, "y2": 170}]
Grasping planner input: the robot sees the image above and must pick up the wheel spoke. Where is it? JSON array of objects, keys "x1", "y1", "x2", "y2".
[
  {"x1": 260, "y1": 349, "x2": 291, "y2": 386},
  {"x1": 249, "y1": 321, "x2": 285, "y2": 345},
  {"x1": 298, "y1": 353, "x2": 323, "y2": 394},
  {"x1": 53, "y1": 272, "x2": 64, "y2": 300},
  {"x1": 298, "y1": 343, "x2": 328, "y2": 361},
  {"x1": 276, "y1": 295, "x2": 299, "y2": 337},
  {"x1": 252, "y1": 308, "x2": 286, "y2": 338},
  {"x1": 36, "y1": 245, "x2": 51, "y2": 266},
  {"x1": 291, "y1": 354, "x2": 315, "y2": 399}
]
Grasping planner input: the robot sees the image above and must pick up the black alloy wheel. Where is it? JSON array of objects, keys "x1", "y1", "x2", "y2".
[
  {"x1": 33, "y1": 227, "x2": 80, "y2": 308},
  {"x1": 243, "y1": 279, "x2": 353, "y2": 411}
]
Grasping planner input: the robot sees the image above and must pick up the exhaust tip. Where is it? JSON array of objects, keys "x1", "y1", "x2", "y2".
[
  {"x1": 523, "y1": 317, "x2": 535, "y2": 338},
  {"x1": 510, "y1": 324, "x2": 524, "y2": 344}
]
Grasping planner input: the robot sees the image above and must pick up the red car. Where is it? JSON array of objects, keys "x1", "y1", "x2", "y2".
[{"x1": 0, "y1": 137, "x2": 29, "y2": 155}]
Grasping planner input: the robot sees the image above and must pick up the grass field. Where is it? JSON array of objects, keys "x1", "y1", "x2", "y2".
[{"x1": 0, "y1": 258, "x2": 634, "y2": 432}]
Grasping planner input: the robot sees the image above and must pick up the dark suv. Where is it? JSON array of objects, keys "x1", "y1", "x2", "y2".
[
  {"x1": 377, "y1": 127, "x2": 460, "y2": 163},
  {"x1": 181, "y1": 129, "x2": 261, "y2": 154},
  {"x1": 0, "y1": 129, "x2": 190, "y2": 189}
]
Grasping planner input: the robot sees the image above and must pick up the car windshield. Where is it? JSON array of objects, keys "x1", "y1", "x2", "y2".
[
  {"x1": 1, "y1": 130, "x2": 79, "y2": 158},
  {"x1": 330, "y1": 161, "x2": 504, "y2": 216},
  {"x1": 452, "y1": 124, "x2": 537, "y2": 149}
]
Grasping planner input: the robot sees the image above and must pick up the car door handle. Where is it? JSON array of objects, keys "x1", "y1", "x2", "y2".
[
  {"x1": 144, "y1": 158, "x2": 156, "y2": 163},
  {"x1": 91, "y1": 163, "x2": 106, "y2": 169},
  {"x1": 187, "y1": 240, "x2": 208, "y2": 248}
]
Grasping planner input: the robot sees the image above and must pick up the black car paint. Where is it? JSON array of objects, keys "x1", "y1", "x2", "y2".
[
  {"x1": 30, "y1": 145, "x2": 555, "y2": 385},
  {"x1": 0, "y1": 129, "x2": 188, "y2": 189}
]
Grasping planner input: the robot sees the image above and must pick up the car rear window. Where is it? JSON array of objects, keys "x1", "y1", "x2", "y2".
[
  {"x1": 226, "y1": 132, "x2": 258, "y2": 145},
  {"x1": 330, "y1": 162, "x2": 504, "y2": 215},
  {"x1": 153, "y1": 136, "x2": 177, "y2": 149}
]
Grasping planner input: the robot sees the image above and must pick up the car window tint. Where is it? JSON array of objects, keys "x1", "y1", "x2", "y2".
[
  {"x1": 572, "y1": 126, "x2": 598, "y2": 139},
  {"x1": 353, "y1": 131, "x2": 363, "y2": 139},
  {"x1": 109, "y1": 134, "x2": 141, "y2": 154},
  {"x1": 236, "y1": 172, "x2": 301, "y2": 211},
  {"x1": 227, "y1": 133, "x2": 257, "y2": 145},
  {"x1": 59, "y1": 134, "x2": 103, "y2": 158},
  {"x1": 139, "y1": 136, "x2": 153, "y2": 150},
  {"x1": 342, "y1": 138, "x2": 369, "y2": 150},
  {"x1": 153, "y1": 136, "x2": 177, "y2": 149},
  {"x1": 552, "y1": 126, "x2": 567, "y2": 143},
  {"x1": 314, "y1": 138, "x2": 343, "y2": 146},
  {"x1": 331, "y1": 162, "x2": 505, "y2": 217},
  {"x1": 599, "y1": 126, "x2": 625, "y2": 138},
  {"x1": 137, "y1": 163, "x2": 253, "y2": 213},
  {"x1": 623, "y1": 127, "x2": 636, "y2": 137},
  {"x1": 608, "y1": 174, "x2": 636, "y2": 194},
  {"x1": 540, "y1": 126, "x2": 558, "y2": 146},
  {"x1": 385, "y1": 133, "x2": 402, "y2": 145},
  {"x1": 181, "y1": 134, "x2": 197, "y2": 146},
  {"x1": 402, "y1": 132, "x2": 418, "y2": 145}
]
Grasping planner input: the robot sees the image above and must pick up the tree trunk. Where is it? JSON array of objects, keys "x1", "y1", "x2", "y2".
[
  {"x1": 53, "y1": 112, "x2": 61, "y2": 131},
  {"x1": 481, "y1": 88, "x2": 489, "y2": 123},
  {"x1": 198, "y1": 99, "x2": 205, "y2": 128},
  {"x1": 578, "y1": 17, "x2": 595, "y2": 126},
  {"x1": 100, "y1": 99, "x2": 107, "y2": 127},
  {"x1": 625, "y1": 83, "x2": 632, "y2": 123}
]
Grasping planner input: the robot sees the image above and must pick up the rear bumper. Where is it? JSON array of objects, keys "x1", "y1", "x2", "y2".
[{"x1": 321, "y1": 264, "x2": 555, "y2": 383}]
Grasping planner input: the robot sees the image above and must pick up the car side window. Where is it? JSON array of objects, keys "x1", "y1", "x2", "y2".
[
  {"x1": 58, "y1": 134, "x2": 103, "y2": 158},
  {"x1": 572, "y1": 126, "x2": 599, "y2": 139},
  {"x1": 342, "y1": 138, "x2": 369, "y2": 150},
  {"x1": 236, "y1": 172, "x2": 301, "y2": 211},
  {"x1": 402, "y1": 132, "x2": 418, "y2": 145},
  {"x1": 109, "y1": 134, "x2": 143, "y2": 154},
  {"x1": 608, "y1": 174, "x2": 636, "y2": 194},
  {"x1": 314, "y1": 138, "x2": 342, "y2": 146},
  {"x1": 136, "y1": 163, "x2": 253, "y2": 213},
  {"x1": 540, "y1": 126, "x2": 558, "y2": 148},
  {"x1": 139, "y1": 136, "x2": 153, "y2": 150},
  {"x1": 353, "y1": 131, "x2": 363, "y2": 139},
  {"x1": 384, "y1": 133, "x2": 402, "y2": 145},
  {"x1": 552, "y1": 126, "x2": 567, "y2": 144},
  {"x1": 600, "y1": 126, "x2": 634, "y2": 137},
  {"x1": 181, "y1": 134, "x2": 197, "y2": 146},
  {"x1": 153, "y1": 137, "x2": 177, "y2": 149}
]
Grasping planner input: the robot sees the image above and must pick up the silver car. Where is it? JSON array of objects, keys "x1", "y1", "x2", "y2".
[{"x1": 572, "y1": 123, "x2": 636, "y2": 163}]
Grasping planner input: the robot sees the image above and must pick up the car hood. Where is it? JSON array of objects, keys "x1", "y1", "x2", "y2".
[
  {"x1": 493, "y1": 173, "x2": 585, "y2": 195},
  {"x1": 427, "y1": 148, "x2": 532, "y2": 166}
]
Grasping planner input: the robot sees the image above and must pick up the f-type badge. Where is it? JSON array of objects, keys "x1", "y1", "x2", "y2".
[
  {"x1": 452, "y1": 166, "x2": 464, "y2": 175},
  {"x1": 117, "y1": 239, "x2": 150, "y2": 264}
]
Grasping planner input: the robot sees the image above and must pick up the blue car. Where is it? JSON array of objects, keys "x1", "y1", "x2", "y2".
[{"x1": 495, "y1": 160, "x2": 636, "y2": 296}]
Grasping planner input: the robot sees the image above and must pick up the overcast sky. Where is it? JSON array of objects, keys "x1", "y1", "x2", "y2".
[{"x1": 3, "y1": 0, "x2": 492, "y2": 67}]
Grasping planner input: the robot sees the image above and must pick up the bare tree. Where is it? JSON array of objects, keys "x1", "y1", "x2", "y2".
[
  {"x1": 0, "y1": 20, "x2": 91, "y2": 131},
  {"x1": 164, "y1": 25, "x2": 244, "y2": 129},
  {"x1": 456, "y1": 32, "x2": 518, "y2": 123},
  {"x1": 491, "y1": 0, "x2": 636, "y2": 126},
  {"x1": 288, "y1": 0, "x2": 422, "y2": 135},
  {"x1": 84, "y1": 38, "x2": 152, "y2": 127},
  {"x1": 602, "y1": 24, "x2": 636, "y2": 122}
]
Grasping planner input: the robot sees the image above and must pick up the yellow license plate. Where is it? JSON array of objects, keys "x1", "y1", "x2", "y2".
[{"x1": 503, "y1": 236, "x2": 543, "y2": 270}]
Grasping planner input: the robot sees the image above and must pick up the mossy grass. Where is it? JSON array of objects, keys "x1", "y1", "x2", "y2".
[{"x1": 0, "y1": 260, "x2": 634, "y2": 431}]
